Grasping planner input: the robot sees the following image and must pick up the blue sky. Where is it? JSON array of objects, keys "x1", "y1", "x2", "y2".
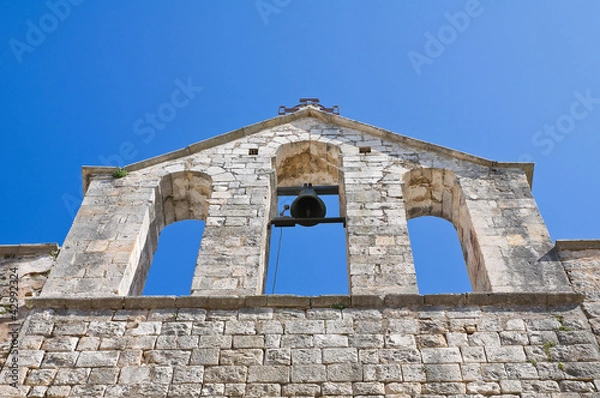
[{"x1": 1, "y1": 1, "x2": 598, "y2": 296}]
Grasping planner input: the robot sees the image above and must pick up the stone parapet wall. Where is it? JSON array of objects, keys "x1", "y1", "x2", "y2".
[
  {"x1": 557, "y1": 241, "x2": 600, "y2": 348},
  {"x1": 1, "y1": 110, "x2": 598, "y2": 397},
  {"x1": 0, "y1": 245, "x2": 56, "y2": 370},
  {"x1": 1, "y1": 297, "x2": 599, "y2": 398},
  {"x1": 42, "y1": 110, "x2": 572, "y2": 297}
]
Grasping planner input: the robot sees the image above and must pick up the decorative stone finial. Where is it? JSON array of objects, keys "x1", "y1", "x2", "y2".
[{"x1": 278, "y1": 98, "x2": 340, "y2": 115}]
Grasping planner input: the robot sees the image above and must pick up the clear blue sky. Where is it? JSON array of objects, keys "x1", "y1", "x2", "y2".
[{"x1": 1, "y1": 1, "x2": 599, "y2": 296}]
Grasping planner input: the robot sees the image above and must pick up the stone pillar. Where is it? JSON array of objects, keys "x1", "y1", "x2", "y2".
[
  {"x1": 190, "y1": 173, "x2": 272, "y2": 296},
  {"x1": 344, "y1": 157, "x2": 418, "y2": 295},
  {"x1": 41, "y1": 177, "x2": 156, "y2": 296}
]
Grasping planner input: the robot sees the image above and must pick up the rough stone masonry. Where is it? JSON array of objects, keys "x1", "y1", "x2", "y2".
[{"x1": 0, "y1": 105, "x2": 598, "y2": 397}]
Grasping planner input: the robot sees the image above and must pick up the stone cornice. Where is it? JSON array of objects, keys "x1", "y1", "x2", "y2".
[
  {"x1": 26, "y1": 292, "x2": 583, "y2": 311},
  {"x1": 555, "y1": 239, "x2": 600, "y2": 251},
  {"x1": 0, "y1": 243, "x2": 59, "y2": 255}
]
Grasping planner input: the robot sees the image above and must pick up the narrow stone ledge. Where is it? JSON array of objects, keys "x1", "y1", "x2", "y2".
[
  {"x1": 465, "y1": 292, "x2": 584, "y2": 306},
  {"x1": 310, "y1": 295, "x2": 351, "y2": 308},
  {"x1": 468, "y1": 292, "x2": 544, "y2": 306},
  {"x1": 385, "y1": 294, "x2": 424, "y2": 306},
  {"x1": 123, "y1": 296, "x2": 177, "y2": 309},
  {"x1": 177, "y1": 295, "x2": 210, "y2": 308},
  {"x1": 25, "y1": 296, "x2": 125, "y2": 310},
  {"x1": 555, "y1": 240, "x2": 600, "y2": 251},
  {"x1": 207, "y1": 296, "x2": 245, "y2": 310},
  {"x1": 266, "y1": 295, "x2": 310, "y2": 308},
  {"x1": 425, "y1": 294, "x2": 467, "y2": 306},
  {"x1": 351, "y1": 295, "x2": 384, "y2": 307},
  {"x1": 546, "y1": 292, "x2": 586, "y2": 305},
  {"x1": 245, "y1": 295, "x2": 268, "y2": 308},
  {"x1": 0, "y1": 243, "x2": 59, "y2": 255},
  {"x1": 25, "y1": 292, "x2": 585, "y2": 311}
]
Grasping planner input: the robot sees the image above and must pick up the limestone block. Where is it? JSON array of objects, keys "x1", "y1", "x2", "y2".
[
  {"x1": 284, "y1": 320, "x2": 325, "y2": 334},
  {"x1": 422, "y1": 381, "x2": 466, "y2": 394},
  {"x1": 363, "y1": 364, "x2": 402, "y2": 381},
  {"x1": 265, "y1": 348, "x2": 290, "y2": 365},
  {"x1": 424, "y1": 364, "x2": 463, "y2": 381},
  {"x1": 485, "y1": 346, "x2": 526, "y2": 362},
  {"x1": 87, "y1": 367, "x2": 119, "y2": 384},
  {"x1": 143, "y1": 349, "x2": 191, "y2": 366},
  {"x1": 348, "y1": 334, "x2": 385, "y2": 349},
  {"x1": 118, "y1": 366, "x2": 173, "y2": 384},
  {"x1": 203, "y1": 366, "x2": 247, "y2": 383},
  {"x1": 505, "y1": 362, "x2": 538, "y2": 379},
  {"x1": 314, "y1": 334, "x2": 349, "y2": 348},
  {"x1": 421, "y1": 347, "x2": 462, "y2": 363},
  {"x1": 24, "y1": 369, "x2": 56, "y2": 386},
  {"x1": 220, "y1": 349, "x2": 263, "y2": 366},
  {"x1": 189, "y1": 348, "x2": 219, "y2": 365},
  {"x1": 290, "y1": 365, "x2": 327, "y2": 382},
  {"x1": 75, "y1": 351, "x2": 119, "y2": 367},
  {"x1": 232, "y1": 335, "x2": 264, "y2": 348},
  {"x1": 172, "y1": 366, "x2": 204, "y2": 384},
  {"x1": 246, "y1": 365, "x2": 289, "y2": 383},
  {"x1": 353, "y1": 381, "x2": 385, "y2": 395},
  {"x1": 41, "y1": 352, "x2": 79, "y2": 368},
  {"x1": 461, "y1": 346, "x2": 486, "y2": 362},
  {"x1": 385, "y1": 333, "x2": 417, "y2": 349},
  {"x1": 53, "y1": 368, "x2": 89, "y2": 385},
  {"x1": 327, "y1": 363, "x2": 363, "y2": 381},
  {"x1": 291, "y1": 348, "x2": 322, "y2": 364},
  {"x1": 46, "y1": 385, "x2": 71, "y2": 397},
  {"x1": 379, "y1": 349, "x2": 421, "y2": 363}
]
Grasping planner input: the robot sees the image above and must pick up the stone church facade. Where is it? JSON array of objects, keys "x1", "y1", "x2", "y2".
[{"x1": 1, "y1": 103, "x2": 599, "y2": 397}]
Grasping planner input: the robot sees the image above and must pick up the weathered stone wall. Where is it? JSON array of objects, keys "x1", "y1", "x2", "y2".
[
  {"x1": 41, "y1": 109, "x2": 571, "y2": 297},
  {"x1": 557, "y1": 242, "x2": 600, "y2": 348},
  {"x1": 0, "y1": 245, "x2": 56, "y2": 370},
  {"x1": 2, "y1": 108, "x2": 598, "y2": 397},
  {"x1": 1, "y1": 293, "x2": 599, "y2": 398}
]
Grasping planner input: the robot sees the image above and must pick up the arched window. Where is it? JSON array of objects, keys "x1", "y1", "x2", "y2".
[
  {"x1": 266, "y1": 141, "x2": 348, "y2": 295},
  {"x1": 143, "y1": 220, "x2": 205, "y2": 295},
  {"x1": 402, "y1": 168, "x2": 490, "y2": 292},
  {"x1": 131, "y1": 170, "x2": 212, "y2": 295},
  {"x1": 407, "y1": 216, "x2": 472, "y2": 294},
  {"x1": 265, "y1": 194, "x2": 348, "y2": 295}
]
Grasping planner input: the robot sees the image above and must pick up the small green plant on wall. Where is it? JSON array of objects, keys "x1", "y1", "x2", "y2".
[
  {"x1": 543, "y1": 341, "x2": 556, "y2": 361},
  {"x1": 112, "y1": 168, "x2": 128, "y2": 178}
]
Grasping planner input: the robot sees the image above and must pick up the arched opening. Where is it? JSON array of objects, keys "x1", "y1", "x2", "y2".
[
  {"x1": 265, "y1": 194, "x2": 348, "y2": 295},
  {"x1": 266, "y1": 141, "x2": 348, "y2": 295},
  {"x1": 407, "y1": 216, "x2": 472, "y2": 294},
  {"x1": 402, "y1": 167, "x2": 490, "y2": 292},
  {"x1": 130, "y1": 170, "x2": 212, "y2": 295},
  {"x1": 142, "y1": 220, "x2": 205, "y2": 295}
]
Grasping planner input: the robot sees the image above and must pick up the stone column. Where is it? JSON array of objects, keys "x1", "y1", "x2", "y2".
[
  {"x1": 344, "y1": 157, "x2": 418, "y2": 295},
  {"x1": 41, "y1": 177, "x2": 156, "y2": 296},
  {"x1": 190, "y1": 171, "x2": 272, "y2": 296}
]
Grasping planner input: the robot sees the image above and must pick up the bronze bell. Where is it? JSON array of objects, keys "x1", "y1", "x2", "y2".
[{"x1": 290, "y1": 183, "x2": 326, "y2": 226}]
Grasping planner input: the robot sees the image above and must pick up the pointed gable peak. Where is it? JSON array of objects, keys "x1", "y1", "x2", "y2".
[{"x1": 81, "y1": 102, "x2": 534, "y2": 192}]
